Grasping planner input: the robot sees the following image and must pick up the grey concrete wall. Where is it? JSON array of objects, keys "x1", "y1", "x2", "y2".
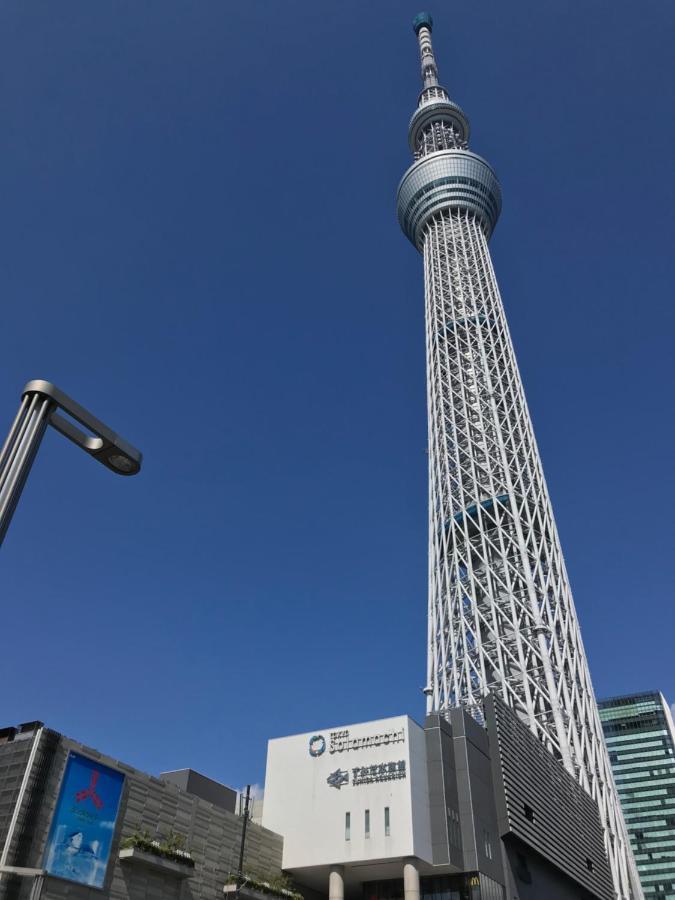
[
  {"x1": 159, "y1": 770, "x2": 237, "y2": 815},
  {"x1": 424, "y1": 715, "x2": 463, "y2": 867},
  {"x1": 448, "y1": 708, "x2": 504, "y2": 887},
  {"x1": 424, "y1": 710, "x2": 504, "y2": 887},
  {"x1": 0, "y1": 732, "x2": 36, "y2": 853},
  {"x1": 0, "y1": 728, "x2": 283, "y2": 900}
]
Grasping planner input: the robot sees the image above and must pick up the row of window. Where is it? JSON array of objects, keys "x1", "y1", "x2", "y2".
[
  {"x1": 614, "y1": 768, "x2": 675, "y2": 791},
  {"x1": 603, "y1": 717, "x2": 664, "y2": 734},
  {"x1": 622, "y1": 787, "x2": 675, "y2": 798},
  {"x1": 611, "y1": 748, "x2": 674, "y2": 764},
  {"x1": 635, "y1": 850, "x2": 675, "y2": 861},
  {"x1": 624, "y1": 814, "x2": 675, "y2": 828},
  {"x1": 616, "y1": 768, "x2": 675, "y2": 781},
  {"x1": 609, "y1": 738, "x2": 672, "y2": 752},
  {"x1": 614, "y1": 758, "x2": 675, "y2": 771},
  {"x1": 622, "y1": 799, "x2": 675, "y2": 811},
  {"x1": 633, "y1": 829, "x2": 675, "y2": 840},
  {"x1": 345, "y1": 807, "x2": 391, "y2": 841},
  {"x1": 606, "y1": 728, "x2": 670, "y2": 745}
]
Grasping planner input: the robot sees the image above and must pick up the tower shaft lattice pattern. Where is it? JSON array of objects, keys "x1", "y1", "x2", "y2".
[{"x1": 397, "y1": 14, "x2": 642, "y2": 899}]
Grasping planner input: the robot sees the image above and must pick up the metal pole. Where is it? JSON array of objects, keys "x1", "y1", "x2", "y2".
[
  {"x1": 0, "y1": 728, "x2": 44, "y2": 885},
  {"x1": 29, "y1": 873, "x2": 44, "y2": 900},
  {"x1": 0, "y1": 869, "x2": 47, "y2": 900},
  {"x1": 0, "y1": 396, "x2": 54, "y2": 546},
  {"x1": 236, "y1": 785, "x2": 251, "y2": 892}
]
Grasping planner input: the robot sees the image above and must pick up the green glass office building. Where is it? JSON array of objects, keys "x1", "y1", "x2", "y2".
[{"x1": 599, "y1": 692, "x2": 675, "y2": 898}]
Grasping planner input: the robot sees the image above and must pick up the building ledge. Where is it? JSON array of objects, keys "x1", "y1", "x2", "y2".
[
  {"x1": 119, "y1": 847, "x2": 194, "y2": 879},
  {"x1": 225, "y1": 885, "x2": 269, "y2": 900},
  {"x1": 223, "y1": 884, "x2": 299, "y2": 900}
]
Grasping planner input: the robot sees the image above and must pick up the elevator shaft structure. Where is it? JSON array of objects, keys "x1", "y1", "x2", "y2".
[{"x1": 396, "y1": 14, "x2": 640, "y2": 899}]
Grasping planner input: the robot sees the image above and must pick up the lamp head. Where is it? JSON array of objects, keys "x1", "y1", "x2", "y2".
[{"x1": 22, "y1": 381, "x2": 142, "y2": 477}]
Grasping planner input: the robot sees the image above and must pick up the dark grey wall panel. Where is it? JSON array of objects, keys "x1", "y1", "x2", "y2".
[
  {"x1": 424, "y1": 715, "x2": 463, "y2": 867},
  {"x1": 502, "y1": 836, "x2": 604, "y2": 900},
  {"x1": 485, "y1": 694, "x2": 613, "y2": 900},
  {"x1": 425, "y1": 710, "x2": 505, "y2": 886},
  {"x1": 160, "y1": 769, "x2": 237, "y2": 814}
]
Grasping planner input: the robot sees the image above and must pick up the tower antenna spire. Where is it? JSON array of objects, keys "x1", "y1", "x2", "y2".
[{"x1": 413, "y1": 12, "x2": 439, "y2": 88}]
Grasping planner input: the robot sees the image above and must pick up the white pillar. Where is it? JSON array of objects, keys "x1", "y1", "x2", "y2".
[
  {"x1": 403, "y1": 860, "x2": 420, "y2": 900},
  {"x1": 329, "y1": 866, "x2": 344, "y2": 900}
]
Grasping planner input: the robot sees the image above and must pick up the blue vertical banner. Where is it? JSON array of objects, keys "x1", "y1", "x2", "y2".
[{"x1": 43, "y1": 752, "x2": 125, "y2": 888}]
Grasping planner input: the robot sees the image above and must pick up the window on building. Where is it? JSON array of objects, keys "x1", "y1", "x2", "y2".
[
  {"x1": 447, "y1": 807, "x2": 461, "y2": 848},
  {"x1": 384, "y1": 807, "x2": 390, "y2": 837},
  {"x1": 483, "y1": 829, "x2": 492, "y2": 859},
  {"x1": 345, "y1": 812, "x2": 351, "y2": 841},
  {"x1": 365, "y1": 809, "x2": 370, "y2": 838},
  {"x1": 523, "y1": 803, "x2": 535, "y2": 823}
]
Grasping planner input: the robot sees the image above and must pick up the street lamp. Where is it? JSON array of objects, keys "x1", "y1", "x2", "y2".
[{"x1": 0, "y1": 380, "x2": 142, "y2": 546}]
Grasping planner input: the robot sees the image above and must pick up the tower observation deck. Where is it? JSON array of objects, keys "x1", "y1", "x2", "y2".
[{"x1": 396, "y1": 13, "x2": 642, "y2": 899}]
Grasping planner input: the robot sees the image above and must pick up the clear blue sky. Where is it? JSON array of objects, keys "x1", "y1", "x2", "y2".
[{"x1": 1, "y1": 0, "x2": 673, "y2": 791}]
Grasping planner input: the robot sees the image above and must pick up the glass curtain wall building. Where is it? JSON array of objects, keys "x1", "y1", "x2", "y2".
[
  {"x1": 396, "y1": 12, "x2": 641, "y2": 899},
  {"x1": 600, "y1": 693, "x2": 675, "y2": 899}
]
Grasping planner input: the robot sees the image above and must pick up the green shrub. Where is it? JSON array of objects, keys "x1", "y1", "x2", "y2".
[
  {"x1": 120, "y1": 830, "x2": 195, "y2": 868},
  {"x1": 224, "y1": 871, "x2": 303, "y2": 900}
]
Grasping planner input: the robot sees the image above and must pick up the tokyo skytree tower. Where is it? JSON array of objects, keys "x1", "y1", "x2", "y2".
[{"x1": 396, "y1": 14, "x2": 641, "y2": 899}]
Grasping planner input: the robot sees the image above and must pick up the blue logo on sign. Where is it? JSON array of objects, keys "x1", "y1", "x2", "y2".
[
  {"x1": 327, "y1": 769, "x2": 349, "y2": 790},
  {"x1": 309, "y1": 735, "x2": 326, "y2": 757},
  {"x1": 43, "y1": 753, "x2": 125, "y2": 888}
]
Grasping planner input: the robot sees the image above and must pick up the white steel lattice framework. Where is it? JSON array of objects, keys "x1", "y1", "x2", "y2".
[{"x1": 396, "y1": 14, "x2": 642, "y2": 900}]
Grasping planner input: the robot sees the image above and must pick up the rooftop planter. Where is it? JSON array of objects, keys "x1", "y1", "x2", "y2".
[
  {"x1": 119, "y1": 847, "x2": 194, "y2": 879},
  {"x1": 223, "y1": 874, "x2": 303, "y2": 900},
  {"x1": 119, "y1": 830, "x2": 194, "y2": 878}
]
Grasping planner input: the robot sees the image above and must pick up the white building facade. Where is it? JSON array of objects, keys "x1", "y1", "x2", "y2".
[{"x1": 263, "y1": 716, "x2": 432, "y2": 891}]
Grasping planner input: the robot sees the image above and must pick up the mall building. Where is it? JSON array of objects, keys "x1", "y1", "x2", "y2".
[
  {"x1": 0, "y1": 720, "x2": 283, "y2": 900},
  {"x1": 0, "y1": 694, "x2": 617, "y2": 900}
]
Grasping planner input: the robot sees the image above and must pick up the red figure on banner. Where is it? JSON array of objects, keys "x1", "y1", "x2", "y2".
[{"x1": 75, "y1": 769, "x2": 104, "y2": 810}]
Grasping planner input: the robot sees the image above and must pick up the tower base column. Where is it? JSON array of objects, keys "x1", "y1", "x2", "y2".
[
  {"x1": 329, "y1": 866, "x2": 344, "y2": 900},
  {"x1": 403, "y1": 860, "x2": 420, "y2": 900}
]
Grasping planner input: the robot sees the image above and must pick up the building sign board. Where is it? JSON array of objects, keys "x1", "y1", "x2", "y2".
[
  {"x1": 327, "y1": 728, "x2": 405, "y2": 754},
  {"x1": 326, "y1": 760, "x2": 407, "y2": 789},
  {"x1": 43, "y1": 752, "x2": 125, "y2": 888},
  {"x1": 353, "y1": 760, "x2": 406, "y2": 785}
]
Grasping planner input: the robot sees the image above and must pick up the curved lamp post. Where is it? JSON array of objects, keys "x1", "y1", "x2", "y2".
[{"x1": 0, "y1": 380, "x2": 142, "y2": 547}]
